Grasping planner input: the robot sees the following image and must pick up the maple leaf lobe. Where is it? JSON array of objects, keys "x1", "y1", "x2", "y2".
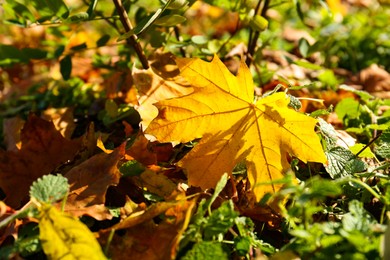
[{"x1": 147, "y1": 55, "x2": 326, "y2": 200}]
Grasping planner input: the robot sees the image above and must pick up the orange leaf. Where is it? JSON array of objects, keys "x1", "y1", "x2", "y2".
[{"x1": 146, "y1": 55, "x2": 326, "y2": 200}]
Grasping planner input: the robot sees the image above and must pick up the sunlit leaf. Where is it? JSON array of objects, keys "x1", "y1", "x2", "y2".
[
  {"x1": 39, "y1": 205, "x2": 106, "y2": 259},
  {"x1": 146, "y1": 55, "x2": 326, "y2": 200},
  {"x1": 30, "y1": 174, "x2": 69, "y2": 204}
]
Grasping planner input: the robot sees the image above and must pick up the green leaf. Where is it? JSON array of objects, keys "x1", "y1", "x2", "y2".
[
  {"x1": 67, "y1": 12, "x2": 89, "y2": 23},
  {"x1": 30, "y1": 174, "x2": 69, "y2": 203},
  {"x1": 298, "y1": 38, "x2": 310, "y2": 58},
  {"x1": 287, "y1": 94, "x2": 302, "y2": 111},
  {"x1": 204, "y1": 200, "x2": 238, "y2": 240},
  {"x1": 182, "y1": 241, "x2": 229, "y2": 260},
  {"x1": 119, "y1": 160, "x2": 145, "y2": 177},
  {"x1": 339, "y1": 85, "x2": 374, "y2": 101},
  {"x1": 293, "y1": 60, "x2": 323, "y2": 70},
  {"x1": 39, "y1": 205, "x2": 107, "y2": 260},
  {"x1": 166, "y1": 0, "x2": 188, "y2": 9},
  {"x1": 86, "y1": 0, "x2": 98, "y2": 18},
  {"x1": 335, "y1": 98, "x2": 360, "y2": 120},
  {"x1": 22, "y1": 48, "x2": 48, "y2": 60},
  {"x1": 249, "y1": 14, "x2": 268, "y2": 32},
  {"x1": 191, "y1": 35, "x2": 208, "y2": 45},
  {"x1": 325, "y1": 147, "x2": 367, "y2": 178},
  {"x1": 0, "y1": 44, "x2": 27, "y2": 66},
  {"x1": 3, "y1": 0, "x2": 36, "y2": 24},
  {"x1": 342, "y1": 200, "x2": 376, "y2": 233},
  {"x1": 60, "y1": 55, "x2": 72, "y2": 80},
  {"x1": 97, "y1": 35, "x2": 111, "y2": 47},
  {"x1": 375, "y1": 128, "x2": 390, "y2": 158},
  {"x1": 31, "y1": 0, "x2": 69, "y2": 20},
  {"x1": 154, "y1": 14, "x2": 187, "y2": 26},
  {"x1": 234, "y1": 236, "x2": 251, "y2": 256},
  {"x1": 349, "y1": 143, "x2": 375, "y2": 158}
]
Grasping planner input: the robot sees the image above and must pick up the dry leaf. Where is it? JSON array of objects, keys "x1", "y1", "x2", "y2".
[
  {"x1": 63, "y1": 145, "x2": 124, "y2": 220},
  {"x1": 146, "y1": 55, "x2": 326, "y2": 200},
  {"x1": 0, "y1": 114, "x2": 82, "y2": 208},
  {"x1": 126, "y1": 132, "x2": 157, "y2": 166},
  {"x1": 2, "y1": 116, "x2": 25, "y2": 151},
  {"x1": 41, "y1": 107, "x2": 75, "y2": 139}
]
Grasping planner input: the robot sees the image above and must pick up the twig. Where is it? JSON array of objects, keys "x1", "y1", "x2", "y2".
[
  {"x1": 112, "y1": 0, "x2": 149, "y2": 69},
  {"x1": 174, "y1": 26, "x2": 186, "y2": 57},
  {"x1": 355, "y1": 132, "x2": 382, "y2": 157},
  {"x1": 246, "y1": 0, "x2": 270, "y2": 67}
]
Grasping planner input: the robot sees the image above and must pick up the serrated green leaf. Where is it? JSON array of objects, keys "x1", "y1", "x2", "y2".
[
  {"x1": 375, "y1": 143, "x2": 390, "y2": 158},
  {"x1": 30, "y1": 174, "x2": 69, "y2": 203},
  {"x1": 325, "y1": 147, "x2": 367, "y2": 178},
  {"x1": 342, "y1": 200, "x2": 376, "y2": 233},
  {"x1": 39, "y1": 205, "x2": 106, "y2": 260},
  {"x1": 287, "y1": 94, "x2": 302, "y2": 111},
  {"x1": 182, "y1": 241, "x2": 229, "y2": 260},
  {"x1": 204, "y1": 200, "x2": 238, "y2": 240}
]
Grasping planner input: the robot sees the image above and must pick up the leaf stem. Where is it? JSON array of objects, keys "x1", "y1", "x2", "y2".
[{"x1": 112, "y1": 0, "x2": 149, "y2": 69}]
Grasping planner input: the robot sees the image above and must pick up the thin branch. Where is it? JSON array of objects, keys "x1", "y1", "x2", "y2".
[
  {"x1": 112, "y1": 0, "x2": 149, "y2": 69},
  {"x1": 174, "y1": 26, "x2": 186, "y2": 57},
  {"x1": 246, "y1": 0, "x2": 271, "y2": 67}
]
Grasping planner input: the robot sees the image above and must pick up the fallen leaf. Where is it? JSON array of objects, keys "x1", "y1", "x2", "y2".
[
  {"x1": 100, "y1": 197, "x2": 193, "y2": 260},
  {"x1": 41, "y1": 107, "x2": 75, "y2": 139},
  {"x1": 126, "y1": 132, "x2": 157, "y2": 166},
  {"x1": 0, "y1": 114, "x2": 82, "y2": 208},
  {"x1": 2, "y1": 116, "x2": 24, "y2": 151},
  {"x1": 146, "y1": 55, "x2": 326, "y2": 200},
  {"x1": 359, "y1": 64, "x2": 390, "y2": 98},
  {"x1": 39, "y1": 204, "x2": 106, "y2": 260},
  {"x1": 132, "y1": 168, "x2": 178, "y2": 198},
  {"x1": 62, "y1": 145, "x2": 124, "y2": 220},
  {"x1": 133, "y1": 53, "x2": 193, "y2": 128}
]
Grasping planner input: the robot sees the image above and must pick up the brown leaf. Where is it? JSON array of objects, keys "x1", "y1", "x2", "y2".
[
  {"x1": 359, "y1": 64, "x2": 390, "y2": 97},
  {"x1": 100, "y1": 197, "x2": 193, "y2": 260},
  {"x1": 2, "y1": 117, "x2": 24, "y2": 152},
  {"x1": 62, "y1": 144, "x2": 125, "y2": 220},
  {"x1": 0, "y1": 114, "x2": 82, "y2": 208},
  {"x1": 126, "y1": 132, "x2": 157, "y2": 166},
  {"x1": 41, "y1": 107, "x2": 75, "y2": 139}
]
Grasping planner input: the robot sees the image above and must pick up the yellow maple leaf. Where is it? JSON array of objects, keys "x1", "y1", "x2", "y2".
[
  {"x1": 39, "y1": 204, "x2": 107, "y2": 260},
  {"x1": 146, "y1": 55, "x2": 326, "y2": 200}
]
